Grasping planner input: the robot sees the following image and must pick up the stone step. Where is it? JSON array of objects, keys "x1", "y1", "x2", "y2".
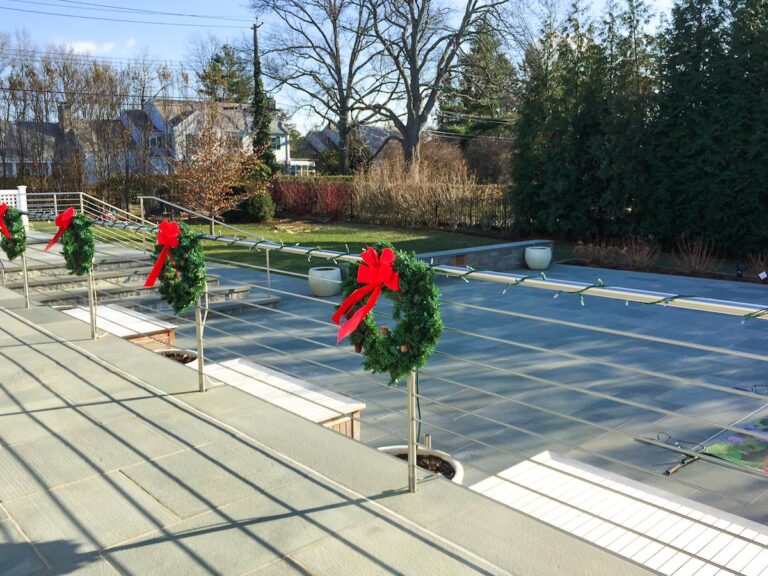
[
  {"x1": 32, "y1": 276, "x2": 223, "y2": 307},
  {"x1": 3, "y1": 266, "x2": 157, "y2": 292},
  {"x1": 1, "y1": 255, "x2": 154, "y2": 282}
]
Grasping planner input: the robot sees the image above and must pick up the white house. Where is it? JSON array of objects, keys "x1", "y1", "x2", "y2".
[{"x1": 121, "y1": 99, "x2": 296, "y2": 174}]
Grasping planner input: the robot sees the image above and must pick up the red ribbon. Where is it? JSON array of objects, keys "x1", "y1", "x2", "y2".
[
  {"x1": 332, "y1": 246, "x2": 399, "y2": 343},
  {"x1": 144, "y1": 220, "x2": 181, "y2": 287},
  {"x1": 44, "y1": 207, "x2": 75, "y2": 251},
  {"x1": 0, "y1": 203, "x2": 11, "y2": 239}
]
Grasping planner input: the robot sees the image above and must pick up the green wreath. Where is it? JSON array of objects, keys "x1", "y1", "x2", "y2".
[
  {"x1": 155, "y1": 222, "x2": 207, "y2": 314},
  {"x1": 340, "y1": 243, "x2": 443, "y2": 384},
  {"x1": 1, "y1": 206, "x2": 27, "y2": 261},
  {"x1": 61, "y1": 213, "x2": 95, "y2": 276}
]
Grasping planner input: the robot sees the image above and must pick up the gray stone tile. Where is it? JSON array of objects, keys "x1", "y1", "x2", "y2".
[
  {"x1": 121, "y1": 439, "x2": 299, "y2": 519},
  {"x1": 287, "y1": 518, "x2": 492, "y2": 576},
  {"x1": 4, "y1": 472, "x2": 179, "y2": 569},
  {"x1": 0, "y1": 518, "x2": 46, "y2": 576}
]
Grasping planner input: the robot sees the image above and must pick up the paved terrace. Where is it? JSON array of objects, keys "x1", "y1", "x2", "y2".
[{"x1": 0, "y1": 287, "x2": 651, "y2": 575}]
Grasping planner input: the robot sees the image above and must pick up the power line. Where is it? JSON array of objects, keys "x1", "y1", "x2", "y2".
[
  {"x1": 51, "y1": 0, "x2": 253, "y2": 22},
  {"x1": 424, "y1": 129, "x2": 515, "y2": 142},
  {"x1": 0, "y1": 5, "x2": 251, "y2": 28}
]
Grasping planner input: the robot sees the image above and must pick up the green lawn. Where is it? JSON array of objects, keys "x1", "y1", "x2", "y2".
[{"x1": 190, "y1": 220, "x2": 502, "y2": 275}]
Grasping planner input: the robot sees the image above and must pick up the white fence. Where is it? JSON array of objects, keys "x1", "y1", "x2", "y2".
[{"x1": 0, "y1": 186, "x2": 29, "y2": 230}]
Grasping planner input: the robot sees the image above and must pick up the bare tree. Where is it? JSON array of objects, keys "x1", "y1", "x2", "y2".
[
  {"x1": 171, "y1": 104, "x2": 265, "y2": 233},
  {"x1": 251, "y1": 0, "x2": 384, "y2": 174},
  {"x1": 365, "y1": 0, "x2": 507, "y2": 166}
]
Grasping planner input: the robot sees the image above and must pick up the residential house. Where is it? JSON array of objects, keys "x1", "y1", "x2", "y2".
[
  {"x1": 121, "y1": 99, "x2": 298, "y2": 175},
  {"x1": 305, "y1": 123, "x2": 396, "y2": 159}
]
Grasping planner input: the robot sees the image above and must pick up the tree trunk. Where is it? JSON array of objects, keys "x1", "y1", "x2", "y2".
[
  {"x1": 337, "y1": 114, "x2": 349, "y2": 175},
  {"x1": 402, "y1": 123, "x2": 421, "y2": 172}
]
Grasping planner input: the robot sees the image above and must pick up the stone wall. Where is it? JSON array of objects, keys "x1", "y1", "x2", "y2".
[{"x1": 417, "y1": 240, "x2": 554, "y2": 273}]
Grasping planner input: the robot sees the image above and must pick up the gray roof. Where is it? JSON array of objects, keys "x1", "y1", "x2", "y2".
[{"x1": 0, "y1": 120, "x2": 58, "y2": 158}]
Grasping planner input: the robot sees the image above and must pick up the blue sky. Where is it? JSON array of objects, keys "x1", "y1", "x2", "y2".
[{"x1": 3, "y1": 0, "x2": 675, "y2": 62}]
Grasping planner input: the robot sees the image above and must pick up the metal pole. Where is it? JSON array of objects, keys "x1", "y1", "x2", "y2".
[
  {"x1": 139, "y1": 197, "x2": 146, "y2": 254},
  {"x1": 407, "y1": 370, "x2": 418, "y2": 493},
  {"x1": 21, "y1": 253, "x2": 30, "y2": 309},
  {"x1": 88, "y1": 265, "x2": 97, "y2": 339},
  {"x1": 195, "y1": 285, "x2": 206, "y2": 393},
  {"x1": 265, "y1": 249, "x2": 271, "y2": 296}
]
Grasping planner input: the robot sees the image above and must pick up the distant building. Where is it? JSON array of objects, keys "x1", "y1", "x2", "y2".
[{"x1": 305, "y1": 124, "x2": 396, "y2": 159}]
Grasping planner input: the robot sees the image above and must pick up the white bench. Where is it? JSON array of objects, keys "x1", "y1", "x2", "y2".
[
  {"x1": 472, "y1": 451, "x2": 768, "y2": 576},
  {"x1": 63, "y1": 304, "x2": 177, "y2": 350},
  {"x1": 200, "y1": 358, "x2": 366, "y2": 440}
]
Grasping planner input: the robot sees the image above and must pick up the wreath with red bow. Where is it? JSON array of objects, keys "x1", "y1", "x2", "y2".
[
  {"x1": 333, "y1": 243, "x2": 442, "y2": 384},
  {"x1": 44, "y1": 208, "x2": 94, "y2": 276},
  {"x1": 0, "y1": 203, "x2": 26, "y2": 261},
  {"x1": 144, "y1": 220, "x2": 206, "y2": 314}
]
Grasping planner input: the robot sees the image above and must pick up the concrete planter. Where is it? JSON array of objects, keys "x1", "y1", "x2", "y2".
[
  {"x1": 155, "y1": 348, "x2": 197, "y2": 365},
  {"x1": 378, "y1": 445, "x2": 465, "y2": 484},
  {"x1": 308, "y1": 266, "x2": 342, "y2": 297},
  {"x1": 524, "y1": 246, "x2": 552, "y2": 270}
]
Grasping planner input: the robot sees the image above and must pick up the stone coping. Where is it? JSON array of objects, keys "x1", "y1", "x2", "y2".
[{"x1": 417, "y1": 239, "x2": 553, "y2": 259}]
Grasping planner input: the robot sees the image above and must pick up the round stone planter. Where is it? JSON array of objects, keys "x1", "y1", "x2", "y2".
[
  {"x1": 524, "y1": 246, "x2": 552, "y2": 270},
  {"x1": 308, "y1": 266, "x2": 342, "y2": 297},
  {"x1": 378, "y1": 445, "x2": 464, "y2": 484},
  {"x1": 155, "y1": 348, "x2": 198, "y2": 365}
]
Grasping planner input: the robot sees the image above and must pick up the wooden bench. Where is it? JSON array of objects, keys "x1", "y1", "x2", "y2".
[
  {"x1": 472, "y1": 451, "x2": 768, "y2": 575},
  {"x1": 62, "y1": 304, "x2": 177, "y2": 351},
  {"x1": 201, "y1": 358, "x2": 366, "y2": 440}
]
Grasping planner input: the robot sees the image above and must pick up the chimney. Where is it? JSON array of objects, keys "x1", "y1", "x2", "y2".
[{"x1": 58, "y1": 102, "x2": 72, "y2": 132}]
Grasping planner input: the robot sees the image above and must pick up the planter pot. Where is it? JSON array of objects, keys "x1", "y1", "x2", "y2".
[
  {"x1": 308, "y1": 266, "x2": 342, "y2": 297},
  {"x1": 378, "y1": 445, "x2": 464, "y2": 484},
  {"x1": 155, "y1": 348, "x2": 198, "y2": 365},
  {"x1": 524, "y1": 246, "x2": 552, "y2": 270}
]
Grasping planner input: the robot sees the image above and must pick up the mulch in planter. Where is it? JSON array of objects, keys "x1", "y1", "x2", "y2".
[{"x1": 396, "y1": 453, "x2": 456, "y2": 480}]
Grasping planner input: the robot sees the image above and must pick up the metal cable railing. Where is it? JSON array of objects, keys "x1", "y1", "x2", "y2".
[{"x1": 11, "y1": 197, "x2": 768, "y2": 544}]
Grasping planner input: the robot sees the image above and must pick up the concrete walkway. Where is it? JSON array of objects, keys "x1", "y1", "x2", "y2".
[{"x1": 0, "y1": 287, "x2": 651, "y2": 575}]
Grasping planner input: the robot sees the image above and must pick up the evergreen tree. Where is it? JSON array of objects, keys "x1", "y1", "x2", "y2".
[
  {"x1": 252, "y1": 32, "x2": 278, "y2": 174},
  {"x1": 438, "y1": 20, "x2": 518, "y2": 136},
  {"x1": 198, "y1": 45, "x2": 253, "y2": 103},
  {"x1": 650, "y1": 0, "x2": 729, "y2": 243},
  {"x1": 715, "y1": 0, "x2": 768, "y2": 252},
  {"x1": 598, "y1": 0, "x2": 657, "y2": 236},
  {"x1": 509, "y1": 16, "x2": 558, "y2": 234}
]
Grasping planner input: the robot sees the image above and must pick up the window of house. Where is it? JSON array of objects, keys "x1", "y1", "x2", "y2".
[{"x1": 272, "y1": 136, "x2": 281, "y2": 150}]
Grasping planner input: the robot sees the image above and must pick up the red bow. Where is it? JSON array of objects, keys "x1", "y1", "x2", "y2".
[
  {"x1": 332, "y1": 246, "x2": 399, "y2": 343},
  {"x1": 144, "y1": 220, "x2": 181, "y2": 287},
  {"x1": 44, "y1": 207, "x2": 75, "y2": 252},
  {"x1": 0, "y1": 203, "x2": 11, "y2": 239}
]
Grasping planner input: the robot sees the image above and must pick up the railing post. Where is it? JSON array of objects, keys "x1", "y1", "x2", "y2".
[
  {"x1": 265, "y1": 249, "x2": 272, "y2": 296},
  {"x1": 21, "y1": 253, "x2": 30, "y2": 309},
  {"x1": 407, "y1": 370, "x2": 418, "y2": 493},
  {"x1": 195, "y1": 284, "x2": 207, "y2": 392},
  {"x1": 16, "y1": 185, "x2": 28, "y2": 231},
  {"x1": 79, "y1": 192, "x2": 84, "y2": 214},
  {"x1": 139, "y1": 197, "x2": 146, "y2": 254},
  {"x1": 53, "y1": 193, "x2": 58, "y2": 215},
  {"x1": 88, "y1": 264, "x2": 97, "y2": 339}
]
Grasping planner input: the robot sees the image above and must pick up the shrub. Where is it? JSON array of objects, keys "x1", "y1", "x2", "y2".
[
  {"x1": 620, "y1": 237, "x2": 659, "y2": 271},
  {"x1": 573, "y1": 241, "x2": 623, "y2": 267},
  {"x1": 746, "y1": 253, "x2": 768, "y2": 278},
  {"x1": 242, "y1": 192, "x2": 275, "y2": 222},
  {"x1": 673, "y1": 237, "x2": 719, "y2": 274}
]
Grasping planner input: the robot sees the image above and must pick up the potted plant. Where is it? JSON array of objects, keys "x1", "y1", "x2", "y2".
[
  {"x1": 524, "y1": 245, "x2": 552, "y2": 270},
  {"x1": 308, "y1": 266, "x2": 342, "y2": 296}
]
